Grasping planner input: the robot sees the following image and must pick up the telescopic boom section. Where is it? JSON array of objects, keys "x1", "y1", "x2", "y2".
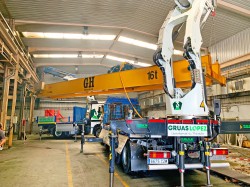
[{"x1": 154, "y1": 0, "x2": 216, "y2": 117}]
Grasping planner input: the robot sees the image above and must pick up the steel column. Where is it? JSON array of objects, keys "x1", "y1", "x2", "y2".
[
  {"x1": 0, "y1": 64, "x2": 10, "y2": 131},
  {"x1": 17, "y1": 83, "x2": 26, "y2": 140},
  {"x1": 8, "y1": 58, "x2": 19, "y2": 148},
  {"x1": 28, "y1": 95, "x2": 35, "y2": 134}
]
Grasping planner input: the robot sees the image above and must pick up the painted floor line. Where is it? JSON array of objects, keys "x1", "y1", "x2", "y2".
[
  {"x1": 65, "y1": 142, "x2": 74, "y2": 187},
  {"x1": 97, "y1": 154, "x2": 130, "y2": 187}
]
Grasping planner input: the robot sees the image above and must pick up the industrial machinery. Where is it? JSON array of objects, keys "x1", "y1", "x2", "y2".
[
  {"x1": 37, "y1": 107, "x2": 88, "y2": 138},
  {"x1": 44, "y1": 67, "x2": 77, "y2": 81},
  {"x1": 39, "y1": 54, "x2": 225, "y2": 99},
  {"x1": 38, "y1": 1, "x2": 236, "y2": 186},
  {"x1": 100, "y1": 1, "x2": 229, "y2": 186}
]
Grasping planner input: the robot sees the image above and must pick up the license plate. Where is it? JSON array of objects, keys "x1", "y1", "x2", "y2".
[
  {"x1": 148, "y1": 158, "x2": 169, "y2": 165},
  {"x1": 210, "y1": 155, "x2": 226, "y2": 160}
]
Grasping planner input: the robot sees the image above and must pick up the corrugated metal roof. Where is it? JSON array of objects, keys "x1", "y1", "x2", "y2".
[
  {"x1": 3, "y1": 0, "x2": 174, "y2": 36},
  {"x1": 224, "y1": 0, "x2": 250, "y2": 11},
  {"x1": 209, "y1": 28, "x2": 250, "y2": 63},
  {"x1": 0, "y1": 0, "x2": 249, "y2": 81}
]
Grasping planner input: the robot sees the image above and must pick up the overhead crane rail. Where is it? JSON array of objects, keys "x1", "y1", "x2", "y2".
[{"x1": 39, "y1": 55, "x2": 226, "y2": 99}]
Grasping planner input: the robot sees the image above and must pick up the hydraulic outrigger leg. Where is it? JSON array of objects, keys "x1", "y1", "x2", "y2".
[
  {"x1": 80, "y1": 124, "x2": 85, "y2": 153},
  {"x1": 204, "y1": 141, "x2": 212, "y2": 186},
  {"x1": 178, "y1": 143, "x2": 185, "y2": 187},
  {"x1": 109, "y1": 132, "x2": 116, "y2": 187}
]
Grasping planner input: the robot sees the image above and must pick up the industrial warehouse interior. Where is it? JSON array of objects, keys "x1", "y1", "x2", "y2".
[{"x1": 0, "y1": 0, "x2": 250, "y2": 187}]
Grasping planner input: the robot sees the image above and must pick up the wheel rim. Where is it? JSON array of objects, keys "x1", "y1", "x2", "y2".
[{"x1": 55, "y1": 131, "x2": 62, "y2": 137}]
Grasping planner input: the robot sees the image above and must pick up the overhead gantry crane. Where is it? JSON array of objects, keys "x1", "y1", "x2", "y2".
[{"x1": 38, "y1": 55, "x2": 225, "y2": 99}]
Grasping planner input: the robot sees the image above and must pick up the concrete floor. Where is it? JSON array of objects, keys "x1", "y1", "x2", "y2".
[{"x1": 0, "y1": 135, "x2": 240, "y2": 187}]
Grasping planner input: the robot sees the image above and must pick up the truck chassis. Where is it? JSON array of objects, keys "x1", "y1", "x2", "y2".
[{"x1": 99, "y1": 118, "x2": 229, "y2": 186}]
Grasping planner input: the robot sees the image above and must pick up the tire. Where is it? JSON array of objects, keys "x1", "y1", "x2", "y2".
[
  {"x1": 121, "y1": 141, "x2": 131, "y2": 173},
  {"x1": 115, "y1": 152, "x2": 121, "y2": 165},
  {"x1": 95, "y1": 127, "x2": 102, "y2": 137},
  {"x1": 93, "y1": 124, "x2": 101, "y2": 137},
  {"x1": 84, "y1": 124, "x2": 91, "y2": 135},
  {"x1": 52, "y1": 128, "x2": 64, "y2": 138}
]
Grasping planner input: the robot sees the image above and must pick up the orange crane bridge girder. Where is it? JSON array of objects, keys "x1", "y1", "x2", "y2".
[{"x1": 39, "y1": 55, "x2": 226, "y2": 99}]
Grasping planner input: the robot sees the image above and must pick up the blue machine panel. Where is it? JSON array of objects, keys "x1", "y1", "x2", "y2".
[
  {"x1": 103, "y1": 97, "x2": 141, "y2": 124},
  {"x1": 73, "y1": 106, "x2": 87, "y2": 123}
]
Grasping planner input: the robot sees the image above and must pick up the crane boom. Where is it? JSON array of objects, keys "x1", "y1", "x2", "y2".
[{"x1": 154, "y1": 0, "x2": 216, "y2": 117}]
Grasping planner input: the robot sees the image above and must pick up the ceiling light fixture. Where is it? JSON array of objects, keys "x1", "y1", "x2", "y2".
[
  {"x1": 22, "y1": 32, "x2": 116, "y2": 40},
  {"x1": 118, "y1": 36, "x2": 184, "y2": 56},
  {"x1": 106, "y1": 55, "x2": 134, "y2": 63},
  {"x1": 118, "y1": 36, "x2": 157, "y2": 50},
  {"x1": 44, "y1": 33, "x2": 63, "y2": 39},
  {"x1": 106, "y1": 55, "x2": 151, "y2": 67},
  {"x1": 78, "y1": 51, "x2": 82, "y2": 58},
  {"x1": 174, "y1": 49, "x2": 184, "y2": 56},
  {"x1": 137, "y1": 62, "x2": 151, "y2": 67},
  {"x1": 33, "y1": 54, "x2": 104, "y2": 58}
]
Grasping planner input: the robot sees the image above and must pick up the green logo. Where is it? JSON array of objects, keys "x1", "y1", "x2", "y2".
[
  {"x1": 136, "y1": 124, "x2": 148, "y2": 129},
  {"x1": 168, "y1": 125, "x2": 207, "y2": 131},
  {"x1": 181, "y1": 137, "x2": 195, "y2": 143},
  {"x1": 240, "y1": 124, "x2": 250, "y2": 129},
  {"x1": 173, "y1": 101, "x2": 182, "y2": 110}
]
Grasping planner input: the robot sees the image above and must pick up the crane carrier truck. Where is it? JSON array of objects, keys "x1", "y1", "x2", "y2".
[
  {"x1": 100, "y1": 0, "x2": 229, "y2": 186},
  {"x1": 38, "y1": 0, "x2": 242, "y2": 186}
]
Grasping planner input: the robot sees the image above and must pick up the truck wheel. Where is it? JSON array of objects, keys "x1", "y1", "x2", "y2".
[
  {"x1": 52, "y1": 128, "x2": 64, "y2": 138},
  {"x1": 122, "y1": 142, "x2": 131, "y2": 173},
  {"x1": 115, "y1": 152, "x2": 121, "y2": 165},
  {"x1": 84, "y1": 124, "x2": 91, "y2": 135},
  {"x1": 93, "y1": 124, "x2": 101, "y2": 137},
  {"x1": 95, "y1": 127, "x2": 102, "y2": 137}
]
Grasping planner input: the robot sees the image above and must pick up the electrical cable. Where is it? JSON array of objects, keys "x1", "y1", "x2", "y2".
[{"x1": 118, "y1": 63, "x2": 143, "y2": 119}]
